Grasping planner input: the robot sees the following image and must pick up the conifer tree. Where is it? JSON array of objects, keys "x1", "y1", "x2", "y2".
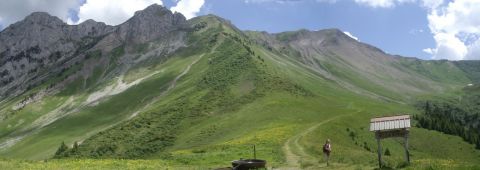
[
  {"x1": 384, "y1": 148, "x2": 391, "y2": 156},
  {"x1": 54, "y1": 141, "x2": 69, "y2": 158}
]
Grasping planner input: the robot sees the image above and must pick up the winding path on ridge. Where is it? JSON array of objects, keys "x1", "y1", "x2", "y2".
[{"x1": 281, "y1": 111, "x2": 359, "y2": 169}]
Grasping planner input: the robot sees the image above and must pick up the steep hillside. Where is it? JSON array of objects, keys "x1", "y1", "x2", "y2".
[
  {"x1": 0, "y1": 4, "x2": 186, "y2": 100},
  {"x1": 0, "y1": 5, "x2": 479, "y2": 169},
  {"x1": 246, "y1": 30, "x2": 470, "y2": 101},
  {"x1": 454, "y1": 60, "x2": 480, "y2": 83},
  {"x1": 0, "y1": 4, "x2": 189, "y2": 159}
]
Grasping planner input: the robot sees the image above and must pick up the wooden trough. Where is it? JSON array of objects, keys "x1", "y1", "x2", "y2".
[
  {"x1": 231, "y1": 145, "x2": 266, "y2": 170},
  {"x1": 231, "y1": 159, "x2": 266, "y2": 170}
]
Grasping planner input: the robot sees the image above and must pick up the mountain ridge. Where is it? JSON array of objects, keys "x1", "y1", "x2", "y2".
[
  {"x1": 0, "y1": 4, "x2": 186, "y2": 100},
  {"x1": 0, "y1": 4, "x2": 479, "y2": 169}
]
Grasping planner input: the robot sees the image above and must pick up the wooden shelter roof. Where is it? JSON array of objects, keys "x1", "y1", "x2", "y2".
[{"x1": 369, "y1": 115, "x2": 410, "y2": 131}]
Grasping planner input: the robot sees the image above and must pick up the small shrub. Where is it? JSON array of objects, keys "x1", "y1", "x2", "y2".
[
  {"x1": 349, "y1": 131, "x2": 356, "y2": 140},
  {"x1": 384, "y1": 148, "x2": 391, "y2": 156}
]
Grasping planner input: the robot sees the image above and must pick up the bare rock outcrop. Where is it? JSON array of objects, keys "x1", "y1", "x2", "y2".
[{"x1": 0, "y1": 4, "x2": 188, "y2": 100}]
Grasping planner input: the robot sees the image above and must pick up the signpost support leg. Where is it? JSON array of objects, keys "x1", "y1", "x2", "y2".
[
  {"x1": 404, "y1": 131, "x2": 410, "y2": 164},
  {"x1": 376, "y1": 134, "x2": 382, "y2": 168}
]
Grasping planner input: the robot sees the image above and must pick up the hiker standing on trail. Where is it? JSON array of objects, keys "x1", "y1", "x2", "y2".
[{"x1": 323, "y1": 139, "x2": 332, "y2": 166}]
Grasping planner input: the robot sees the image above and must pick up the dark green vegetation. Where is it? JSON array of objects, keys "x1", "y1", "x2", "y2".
[
  {"x1": 54, "y1": 18, "x2": 311, "y2": 159},
  {"x1": 1, "y1": 7, "x2": 480, "y2": 169},
  {"x1": 415, "y1": 85, "x2": 480, "y2": 149},
  {"x1": 454, "y1": 60, "x2": 480, "y2": 83}
]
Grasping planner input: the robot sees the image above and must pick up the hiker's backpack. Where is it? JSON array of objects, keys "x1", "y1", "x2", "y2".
[{"x1": 323, "y1": 144, "x2": 330, "y2": 153}]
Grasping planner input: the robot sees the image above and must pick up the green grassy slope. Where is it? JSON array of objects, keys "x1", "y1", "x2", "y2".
[
  {"x1": 149, "y1": 29, "x2": 480, "y2": 168},
  {"x1": 0, "y1": 52, "x2": 200, "y2": 160},
  {"x1": 395, "y1": 58, "x2": 470, "y2": 85},
  {"x1": 0, "y1": 14, "x2": 479, "y2": 170},
  {"x1": 454, "y1": 60, "x2": 480, "y2": 83},
  {"x1": 61, "y1": 15, "x2": 313, "y2": 159},
  {"x1": 246, "y1": 30, "x2": 471, "y2": 103}
]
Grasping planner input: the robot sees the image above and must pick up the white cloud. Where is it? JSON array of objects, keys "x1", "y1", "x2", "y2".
[
  {"x1": 245, "y1": 0, "x2": 271, "y2": 3},
  {"x1": 422, "y1": 48, "x2": 434, "y2": 54},
  {"x1": 74, "y1": 0, "x2": 163, "y2": 25},
  {"x1": 245, "y1": 0, "x2": 304, "y2": 4},
  {"x1": 421, "y1": 0, "x2": 443, "y2": 9},
  {"x1": 348, "y1": 0, "x2": 443, "y2": 9},
  {"x1": 0, "y1": 0, "x2": 207, "y2": 29},
  {"x1": 170, "y1": 0, "x2": 205, "y2": 19},
  {"x1": 0, "y1": 0, "x2": 80, "y2": 28},
  {"x1": 350, "y1": 0, "x2": 480, "y2": 60},
  {"x1": 343, "y1": 31, "x2": 359, "y2": 41},
  {"x1": 353, "y1": 0, "x2": 415, "y2": 8},
  {"x1": 429, "y1": 32, "x2": 467, "y2": 60},
  {"x1": 424, "y1": 0, "x2": 480, "y2": 60},
  {"x1": 466, "y1": 39, "x2": 480, "y2": 60},
  {"x1": 317, "y1": 0, "x2": 338, "y2": 3}
]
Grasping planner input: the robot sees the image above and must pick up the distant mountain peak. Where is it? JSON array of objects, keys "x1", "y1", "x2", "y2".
[
  {"x1": 129, "y1": 3, "x2": 186, "y2": 25},
  {"x1": 117, "y1": 4, "x2": 187, "y2": 44},
  {"x1": 0, "y1": 3, "x2": 189, "y2": 98},
  {"x1": 79, "y1": 19, "x2": 104, "y2": 25},
  {"x1": 23, "y1": 12, "x2": 65, "y2": 26},
  {"x1": 133, "y1": 3, "x2": 169, "y2": 16},
  {"x1": 317, "y1": 28, "x2": 348, "y2": 37}
]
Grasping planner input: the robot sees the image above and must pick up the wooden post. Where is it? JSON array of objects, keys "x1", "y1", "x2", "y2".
[
  {"x1": 376, "y1": 133, "x2": 383, "y2": 168},
  {"x1": 404, "y1": 130, "x2": 410, "y2": 164},
  {"x1": 253, "y1": 144, "x2": 256, "y2": 159},
  {"x1": 370, "y1": 115, "x2": 412, "y2": 168}
]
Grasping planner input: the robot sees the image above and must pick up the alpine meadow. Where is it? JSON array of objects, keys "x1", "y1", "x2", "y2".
[{"x1": 0, "y1": 2, "x2": 480, "y2": 170}]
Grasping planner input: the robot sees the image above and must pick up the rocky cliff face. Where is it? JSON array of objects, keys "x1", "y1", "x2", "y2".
[
  {"x1": 0, "y1": 4, "x2": 187, "y2": 100},
  {"x1": 118, "y1": 4, "x2": 186, "y2": 44}
]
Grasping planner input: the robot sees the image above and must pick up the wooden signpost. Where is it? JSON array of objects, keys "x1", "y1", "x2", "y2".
[{"x1": 370, "y1": 115, "x2": 411, "y2": 168}]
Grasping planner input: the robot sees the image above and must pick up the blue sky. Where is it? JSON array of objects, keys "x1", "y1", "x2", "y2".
[
  {"x1": 198, "y1": 0, "x2": 434, "y2": 59},
  {"x1": 1, "y1": 0, "x2": 479, "y2": 60}
]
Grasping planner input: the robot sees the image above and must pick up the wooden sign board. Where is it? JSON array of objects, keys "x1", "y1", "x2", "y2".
[
  {"x1": 375, "y1": 129, "x2": 409, "y2": 139},
  {"x1": 370, "y1": 114, "x2": 411, "y2": 168}
]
